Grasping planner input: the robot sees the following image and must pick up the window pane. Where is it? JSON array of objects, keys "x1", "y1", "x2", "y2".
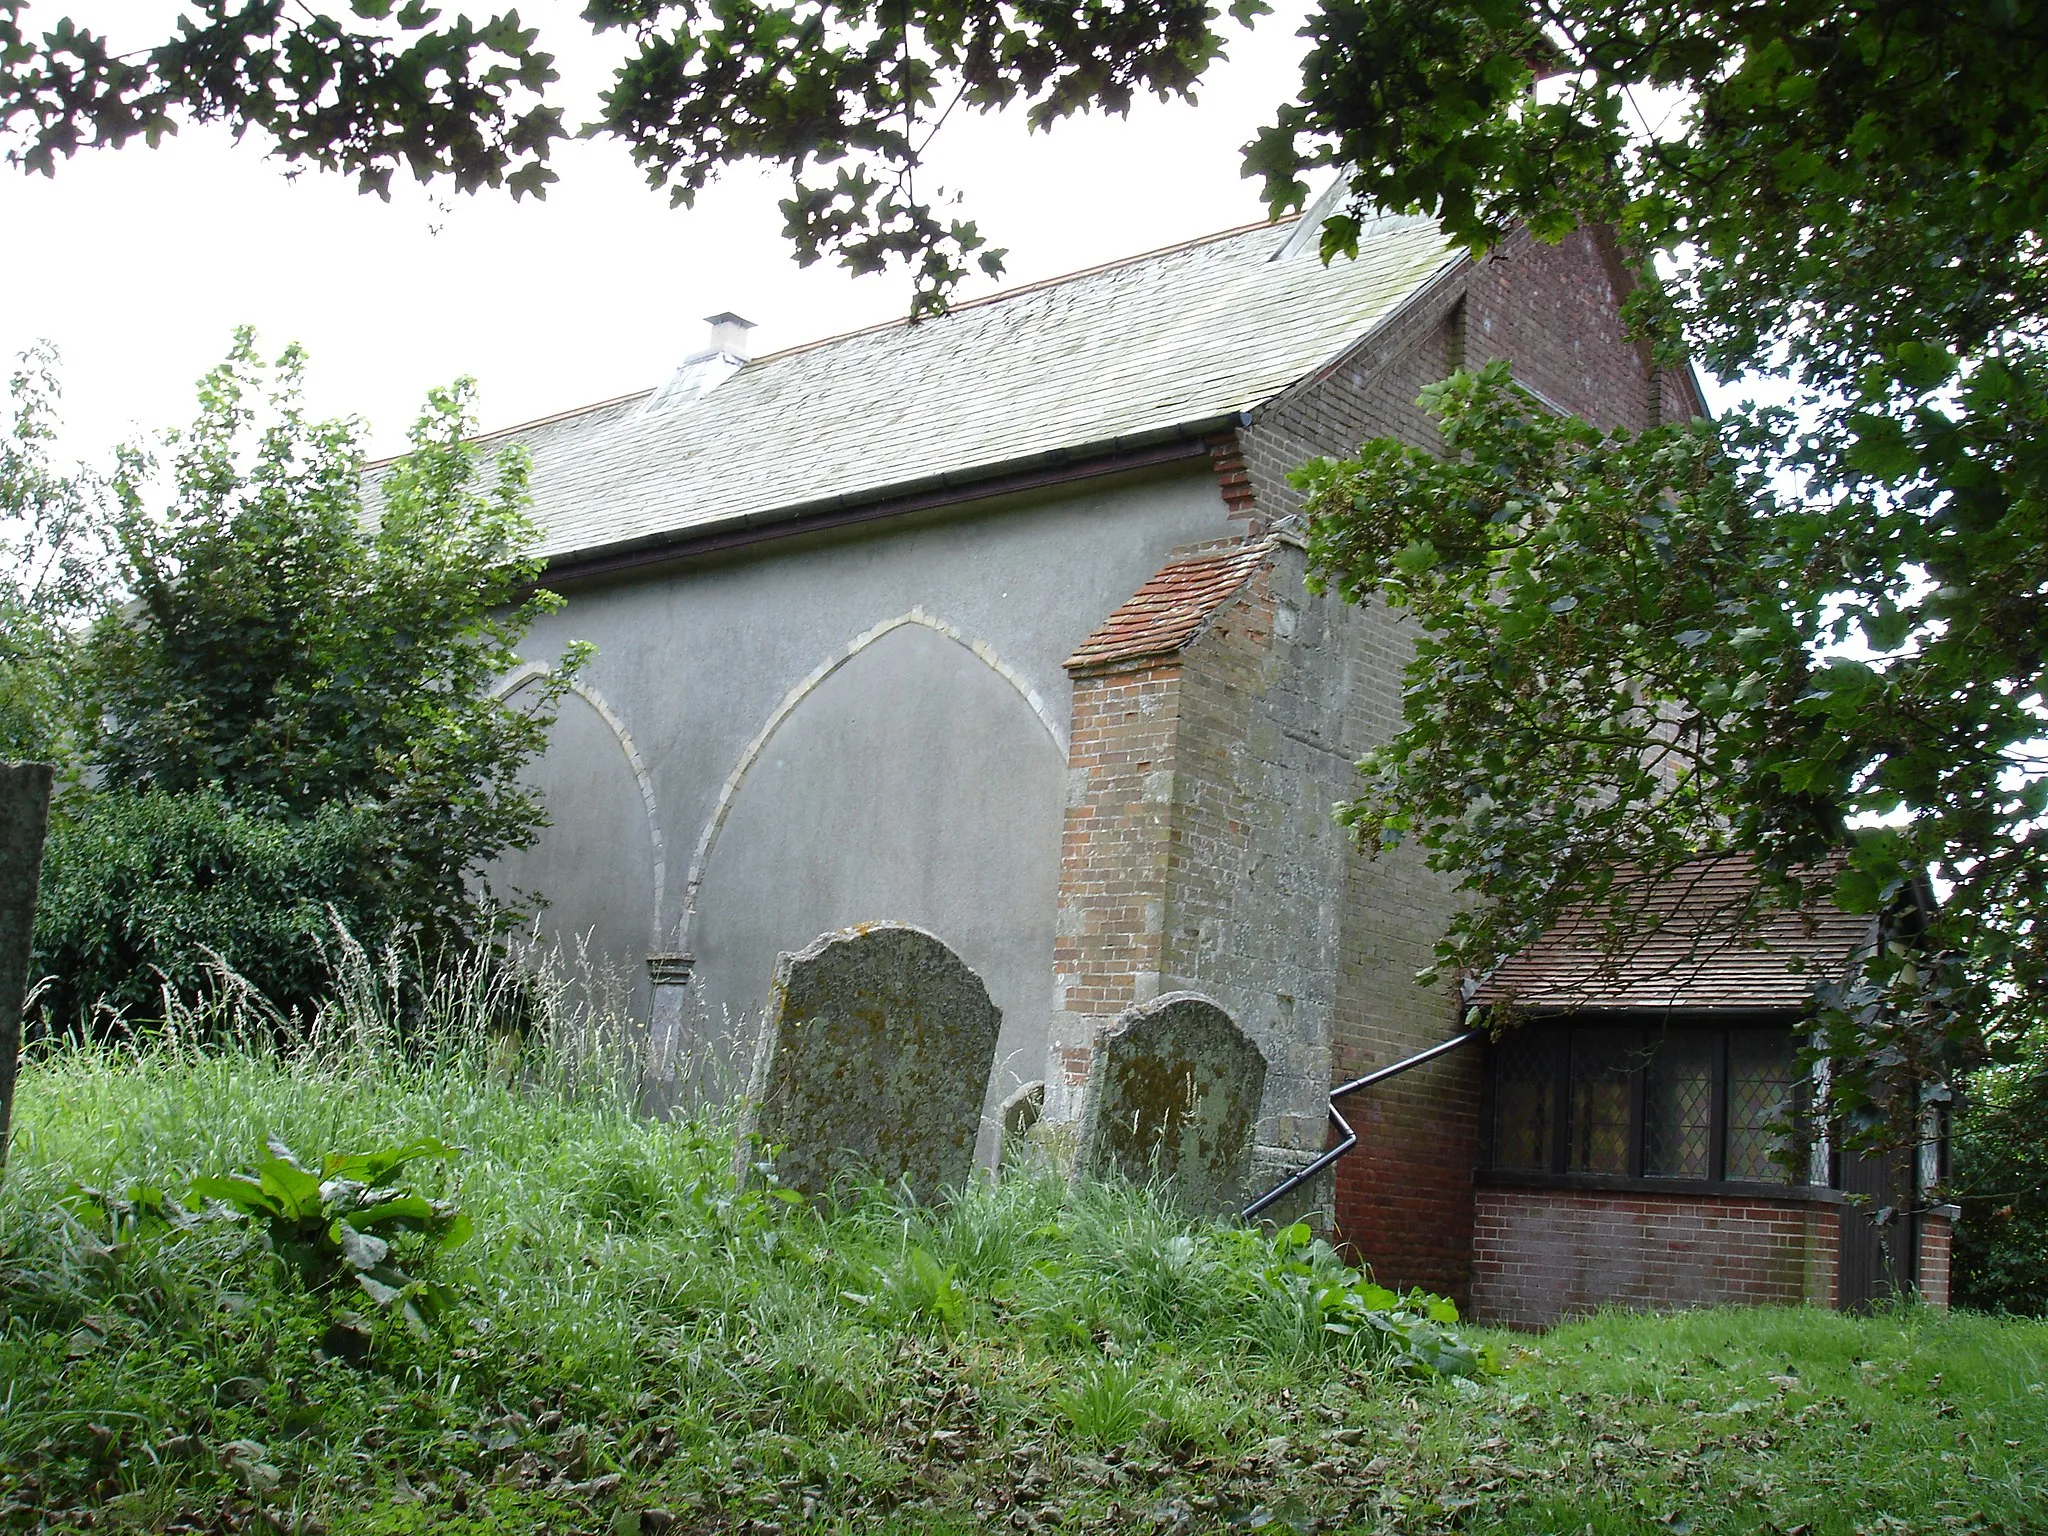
[
  {"x1": 1491, "y1": 1029, "x2": 1559, "y2": 1171},
  {"x1": 1643, "y1": 1030, "x2": 1714, "y2": 1179},
  {"x1": 1727, "y1": 1030, "x2": 1799, "y2": 1182},
  {"x1": 1568, "y1": 1029, "x2": 1635, "y2": 1174}
]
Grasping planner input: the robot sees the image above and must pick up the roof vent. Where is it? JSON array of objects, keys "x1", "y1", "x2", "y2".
[
  {"x1": 641, "y1": 311, "x2": 756, "y2": 415},
  {"x1": 702, "y1": 311, "x2": 755, "y2": 362}
]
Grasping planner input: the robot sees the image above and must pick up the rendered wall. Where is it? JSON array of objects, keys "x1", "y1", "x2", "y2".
[{"x1": 494, "y1": 467, "x2": 1237, "y2": 1127}]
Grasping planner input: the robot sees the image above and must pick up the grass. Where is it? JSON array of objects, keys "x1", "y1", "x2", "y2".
[{"x1": 2, "y1": 995, "x2": 2044, "y2": 1535}]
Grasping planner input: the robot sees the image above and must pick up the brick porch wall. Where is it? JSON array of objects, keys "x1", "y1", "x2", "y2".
[
  {"x1": 1471, "y1": 1186, "x2": 1842, "y2": 1329},
  {"x1": 1918, "y1": 1208, "x2": 1955, "y2": 1310}
]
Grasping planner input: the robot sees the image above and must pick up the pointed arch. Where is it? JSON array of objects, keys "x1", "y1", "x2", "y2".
[
  {"x1": 680, "y1": 609, "x2": 1064, "y2": 949},
  {"x1": 495, "y1": 664, "x2": 667, "y2": 951}
]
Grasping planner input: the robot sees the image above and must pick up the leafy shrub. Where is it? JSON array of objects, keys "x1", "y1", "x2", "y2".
[
  {"x1": 30, "y1": 788, "x2": 388, "y2": 1030},
  {"x1": 69, "y1": 1134, "x2": 469, "y2": 1347},
  {"x1": 1952, "y1": 1030, "x2": 2048, "y2": 1315},
  {"x1": 17, "y1": 333, "x2": 584, "y2": 1031}
]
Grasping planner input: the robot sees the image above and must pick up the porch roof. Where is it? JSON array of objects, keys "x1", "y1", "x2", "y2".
[{"x1": 1471, "y1": 854, "x2": 1878, "y2": 1014}]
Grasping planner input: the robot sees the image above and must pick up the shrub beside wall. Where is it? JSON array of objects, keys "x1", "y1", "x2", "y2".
[
  {"x1": 1950, "y1": 1032, "x2": 2048, "y2": 1315},
  {"x1": 30, "y1": 789, "x2": 391, "y2": 1031}
]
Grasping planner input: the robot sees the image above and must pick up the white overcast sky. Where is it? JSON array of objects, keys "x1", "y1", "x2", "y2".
[
  {"x1": 1, "y1": 0, "x2": 1352, "y2": 462},
  {"x1": 3, "y1": 2, "x2": 1754, "y2": 469}
]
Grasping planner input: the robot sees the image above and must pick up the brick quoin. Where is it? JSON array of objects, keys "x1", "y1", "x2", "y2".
[
  {"x1": 1051, "y1": 663, "x2": 1183, "y2": 1104},
  {"x1": 1918, "y1": 1210, "x2": 1955, "y2": 1311}
]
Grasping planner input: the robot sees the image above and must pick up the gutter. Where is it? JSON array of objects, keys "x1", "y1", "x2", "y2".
[{"x1": 540, "y1": 414, "x2": 1244, "y2": 588}]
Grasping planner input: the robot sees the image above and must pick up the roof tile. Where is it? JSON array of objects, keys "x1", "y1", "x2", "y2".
[
  {"x1": 1064, "y1": 537, "x2": 1274, "y2": 675},
  {"x1": 1472, "y1": 853, "x2": 1876, "y2": 1013},
  {"x1": 411, "y1": 213, "x2": 1457, "y2": 564}
]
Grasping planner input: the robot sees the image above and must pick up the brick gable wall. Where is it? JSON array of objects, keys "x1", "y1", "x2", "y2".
[{"x1": 1053, "y1": 224, "x2": 1695, "y2": 1296}]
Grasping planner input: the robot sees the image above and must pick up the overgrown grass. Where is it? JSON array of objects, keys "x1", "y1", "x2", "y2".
[{"x1": 3, "y1": 1005, "x2": 2044, "y2": 1534}]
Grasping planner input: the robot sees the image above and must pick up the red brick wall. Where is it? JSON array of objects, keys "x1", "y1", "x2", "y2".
[
  {"x1": 1050, "y1": 663, "x2": 1182, "y2": 1107},
  {"x1": 1918, "y1": 1209, "x2": 1954, "y2": 1311},
  {"x1": 1461, "y1": 226, "x2": 1657, "y2": 432},
  {"x1": 1471, "y1": 1187, "x2": 1842, "y2": 1329},
  {"x1": 1333, "y1": 1046, "x2": 1482, "y2": 1303}
]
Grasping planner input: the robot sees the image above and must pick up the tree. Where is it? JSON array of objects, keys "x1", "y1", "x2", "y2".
[
  {"x1": 0, "y1": 341, "x2": 111, "y2": 761},
  {"x1": 1, "y1": 0, "x2": 1260, "y2": 315},
  {"x1": 1266, "y1": 2, "x2": 2048, "y2": 1161},
  {"x1": 27, "y1": 332, "x2": 582, "y2": 1028}
]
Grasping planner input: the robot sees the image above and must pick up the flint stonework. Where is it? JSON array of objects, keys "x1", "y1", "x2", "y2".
[
  {"x1": 0, "y1": 762, "x2": 53, "y2": 1173},
  {"x1": 1080, "y1": 991, "x2": 1267, "y2": 1217},
  {"x1": 739, "y1": 923, "x2": 1001, "y2": 1201}
]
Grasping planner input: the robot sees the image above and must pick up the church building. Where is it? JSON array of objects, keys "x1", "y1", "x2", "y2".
[{"x1": 470, "y1": 204, "x2": 1952, "y2": 1325}]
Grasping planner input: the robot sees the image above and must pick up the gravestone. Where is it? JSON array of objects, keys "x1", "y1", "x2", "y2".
[
  {"x1": 1079, "y1": 991, "x2": 1267, "y2": 1218},
  {"x1": 738, "y1": 923, "x2": 1001, "y2": 1201},
  {"x1": 0, "y1": 763, "x2": 53, "y2": 1172},
  {"x1": 996, "y1": 1079, "x2": 1045, "y2": 1170}
]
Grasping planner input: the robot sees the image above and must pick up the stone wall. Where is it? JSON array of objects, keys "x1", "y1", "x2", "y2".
[{"x1": 1471, "y1": 1186, "x2": 1842, "y2": 1328}]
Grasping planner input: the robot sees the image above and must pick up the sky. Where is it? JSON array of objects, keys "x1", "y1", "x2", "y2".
[{"x1": 2, "y1": 0, "x2": 1346, "y2": 463}]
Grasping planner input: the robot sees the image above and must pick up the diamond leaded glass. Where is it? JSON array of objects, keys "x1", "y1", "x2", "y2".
[
  {"x1": 1492, "y1": 1029, "x2": 1559, "y2": 1171},
  {"x1": 1727, "y1": 1030, "x2": 1798, "y2": 1182},
  {"x1": 1568, "y1": 1029, "x2": 1635, "y2": 1175},
  {"x1": 1643, "y1": 1030, "x2": 1715, "y2": 1178}
]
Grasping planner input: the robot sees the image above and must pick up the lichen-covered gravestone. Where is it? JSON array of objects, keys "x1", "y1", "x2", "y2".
[
  {"x1": 738, "y1": 924, "x2": 1001, "y2": 1202},
  {"x1": 0, "y1": 762, "x2": 54, "y2": 1173},
  {"x1": 1079, "y1": 992, "x2": 1267, "y2": 1218}
]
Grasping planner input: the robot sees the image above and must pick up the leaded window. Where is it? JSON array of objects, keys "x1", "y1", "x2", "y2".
[
  {"x1": 1490, "y1": 1027, "x2": 1560, "y2": 1172},
  {"x1": 1726, "y1": 1030, "x2": 1799, "y2": 1182},
  {"x1": 1644, "y1": 1030, "x2": 1715, "y2": 1179},
  {"x1": 1568, "y1": 1029, "x2": 1635, "y2": 1175},
  {"x1": 1487, "y1": 1021, "x2": 1805, "y2": 1186}
]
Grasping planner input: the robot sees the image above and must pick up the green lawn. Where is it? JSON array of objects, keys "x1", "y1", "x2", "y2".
[{"x1": 2, "y1": 1039, "x2": 2043, "y2": 1535}]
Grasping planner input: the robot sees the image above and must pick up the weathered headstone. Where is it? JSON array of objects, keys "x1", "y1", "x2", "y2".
[
  {"x1": 0, "y1": 762, "x2": 54, "y2": 1174},
  {"x1": 1079, "y1": 991, "x2": 1267, "y2": 1218},
  {"x1": 738, "y1": 923, "x2": 1001, "y2": 1201},
  {"x1": 996, "y1": 1079, "x2": 1045, "y2": 1170}
]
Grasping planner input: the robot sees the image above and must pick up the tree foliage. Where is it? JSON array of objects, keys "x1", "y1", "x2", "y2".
[
  {"x1": 1275, "y1": 2, "x2": 2048, "y2": 1163},
  {"x1": 2, "y1": 0, "x2": 1262, "y2": 315},
  {"x1": 17, "y1": 334, "x2": 581, "y2": 1029},
  {"x1": 0, "y1": 341, "x2": 111, "y2": 760},
  {"x1": 1952, "y1": 1023, "x2": 2048, "y2": 1315}
]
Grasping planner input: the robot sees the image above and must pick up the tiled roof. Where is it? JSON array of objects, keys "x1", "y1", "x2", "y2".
[
  {"x1": 1063, "y1": 537, "x2": 1275, "y2": 675},
  {"x1": 1472, "y1": 853, "x2": 1876, "y2": 1013},
  {"x1": 422, "y1": 213, "x2": 1457, "y2": 564}
]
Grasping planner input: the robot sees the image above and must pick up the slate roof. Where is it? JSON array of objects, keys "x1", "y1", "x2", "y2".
[
  {"x1": 1471, "y1": 854, "x2": 1877, "y2": 1014},
  {"x1": 437, "y1": 212, "x2": 1458, "y2": 565},
  {"x1": 1064, "y1": 536, "x2": 1276, "y2": 675}
]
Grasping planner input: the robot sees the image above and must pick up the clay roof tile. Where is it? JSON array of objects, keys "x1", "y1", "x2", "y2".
[
  {"x1": 1472, "y1": 852, "x2": 1877, "y2": 1013},
  {"x1": 1063, "y1": 537, "x2": 1274, "y2": 675}
]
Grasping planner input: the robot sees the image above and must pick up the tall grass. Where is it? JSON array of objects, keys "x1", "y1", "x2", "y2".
[{"x1": 2, "y1": 942, "x2": 2044, "y2": 1534}]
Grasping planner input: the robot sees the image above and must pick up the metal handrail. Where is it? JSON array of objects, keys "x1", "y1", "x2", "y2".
[{"x1": 1240, "y1": 1029, "x2": 1482, "y2": 1221}]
